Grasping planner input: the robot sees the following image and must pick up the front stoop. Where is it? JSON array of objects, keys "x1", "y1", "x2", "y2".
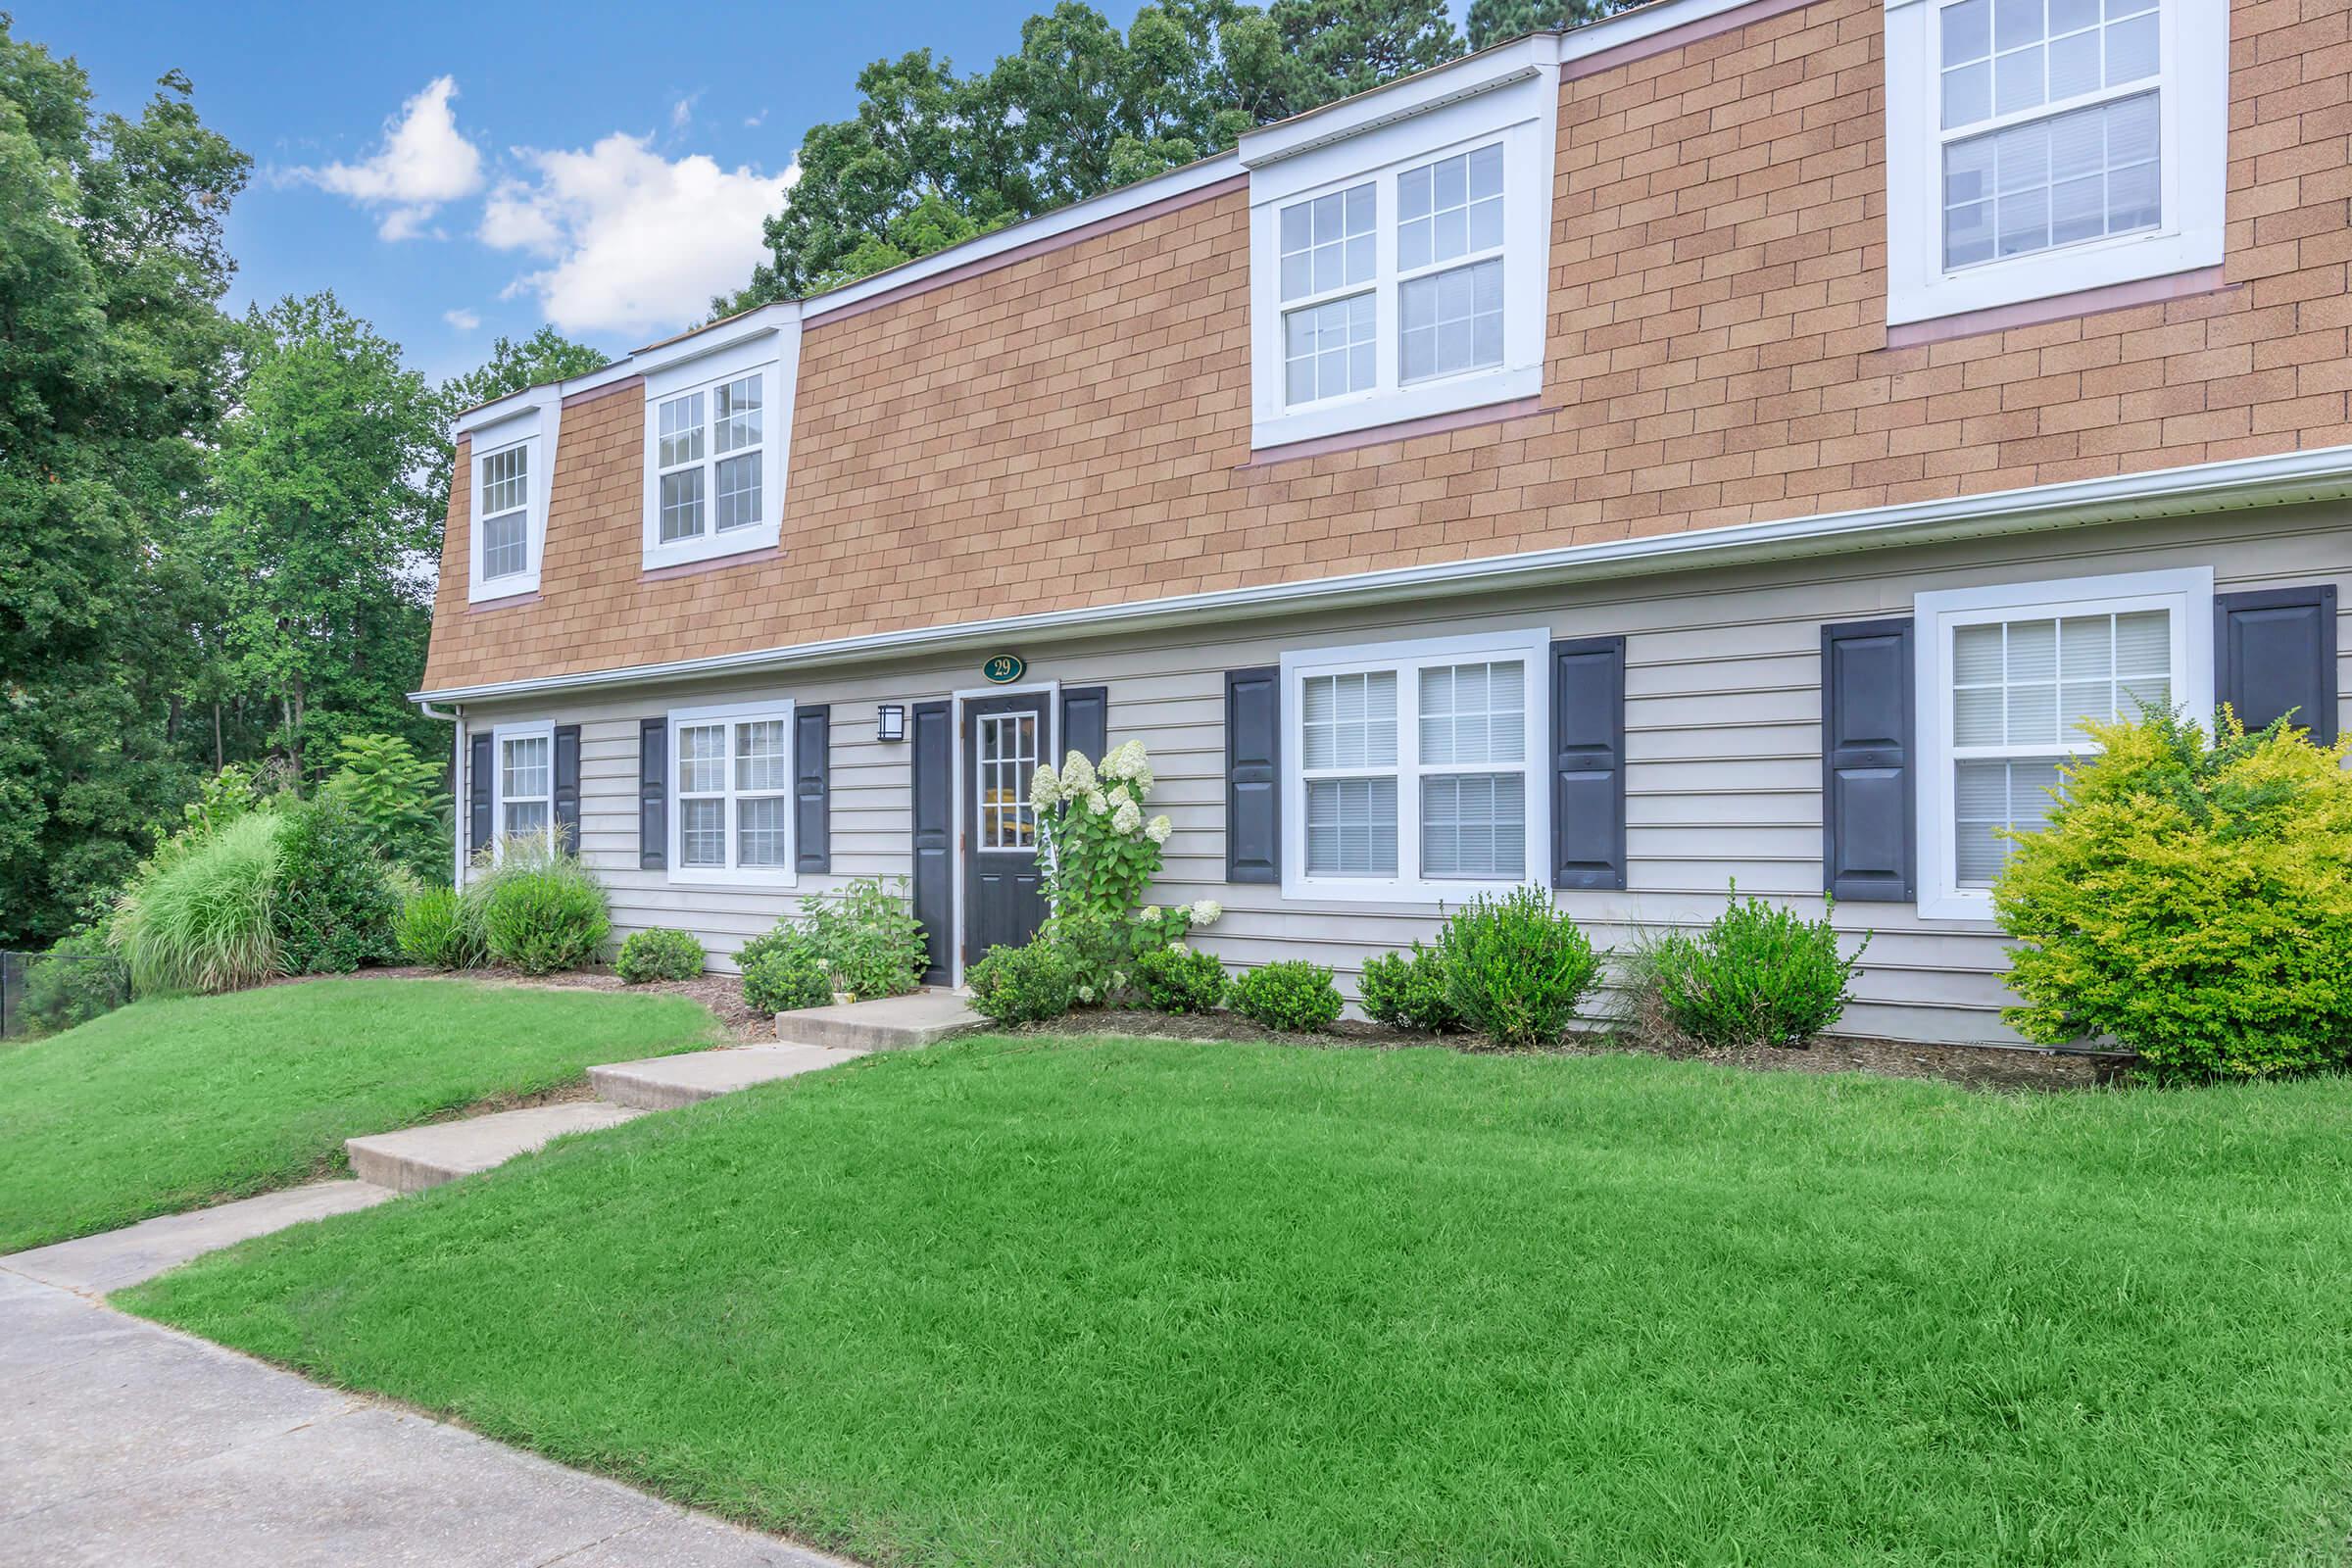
[
  {"x1": 346, "y1": 1102, "x2": 647, "y2": 1195},
  {"x1": 590, "y1": 1043, "x2": 861, "y2": 1110},
  {"x1": 773, "y1": 990, "x2": 983, "y2": 1052}
]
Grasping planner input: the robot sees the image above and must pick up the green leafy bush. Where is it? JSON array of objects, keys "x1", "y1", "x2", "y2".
[
  {"x1": 1635, "y1": 888, "x2": 1867, "y2": 1050},
  {"x1": 474, "y1": 838, "x2": 610, "y2": 975},
  {"x1": 321, "y1": 732, "x2": 453, "y2": 885},
  {"x1": 1437, "y1": 884, "x2": 1600, "y2": 1050},
  {"x1": 742, "y1": 936, "x2": 830, "y2": 1014},
  {"x1": 800, "y1": 878, "x2": 927, "y2": 1000},
  {"x1": 616, "y1": 927, "x2": 706, "y2": 983},
  {"x1": 1357, "y1": 943, "x2": 1466, "y2": 1034},
  {"x1": 1229, "y1": 960, "x2": 1343, "y2": 1033},
  {"x1": 1135, "y1": 943, "x2": 1227, "y2": 1013},
  {"x1": 113, "y1": 813, "x2": 284, "y2": 995},
  {"x1": 273, "y1": 799, "x2": 401, "y2": 976},
  {"x1": 1025, "y1": 743, "x2": 1221, "y2": 1000},
  {"x1": 967, "y1": 941, "x2": 1080, "y2": 1024},
  {"x1": 1996, "y1": 710, "x2": 2352, "y2": 1081},
  {"x1": 393, "y1": 887, "x2": 484, "y2": 969},
  {"x1": 19, "y1": 932, "x2": 131, "y2": 1034}
]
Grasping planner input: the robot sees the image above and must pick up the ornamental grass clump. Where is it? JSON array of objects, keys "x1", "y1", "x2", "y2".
[
  {"x1": 1994, "y1": 709, "x2": 2352, "y2": 1082},
  {"x1": 112, "y1": 813, "x2": 284, "y2": 995},
  {"x1": 394, "y1": 887, "x2": 485, "y2": 970},
  {"x1": 1437, "y1": 884, "x2": 1601, "y2": 1050}
]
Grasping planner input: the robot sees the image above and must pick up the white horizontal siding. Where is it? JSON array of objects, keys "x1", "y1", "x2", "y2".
[{"x1": 455, "y1": 504, "x2": 2352, "y2": 1045}]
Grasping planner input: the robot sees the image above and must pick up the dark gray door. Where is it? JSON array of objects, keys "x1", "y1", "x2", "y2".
[
  {"x1": 962, "y1": 692, "x2": 1051, "y2": 964},
  {"x1": 910, "y1": 702, "x2": 954, "y2": 985}
]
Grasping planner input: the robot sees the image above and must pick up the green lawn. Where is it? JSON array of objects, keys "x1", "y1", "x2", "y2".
[
  {"x1": 0, "y1": 978, "x2": 719, "y2": 1252},
  {"x1": 123, "y1": 1038, "x2": 2352, "y2": 1567}
]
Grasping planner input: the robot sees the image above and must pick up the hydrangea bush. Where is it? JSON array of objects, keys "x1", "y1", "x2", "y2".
[{"x1": 1026, "y1": 741, "x2": 1221, "y2": 1005}]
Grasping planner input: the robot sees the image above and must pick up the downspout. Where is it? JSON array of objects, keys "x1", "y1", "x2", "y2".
[{"x1": 414, "y1": 698, "x2": 465, "y2": 886}]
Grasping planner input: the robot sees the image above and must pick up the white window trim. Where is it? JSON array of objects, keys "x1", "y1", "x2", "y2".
[
  {"x1": 1279, "y1": 626, "x2": 1551, "y2": 905},
  {"x1": 1884, "y1": 0, "x2": 2227, "y2": 327},
  {"x1": 1246, "y1": 60, "x2": 1556, "y2": 451},
  {"x1": 664, "y1": 698, "x2": 798, "y2": 889},
  {"x1": 640, "y1": 327, "x2": 798, "y2": 572},
  {"x1": 1913, "y1": 566, "x2": 2212, "y2": 921},
  {"x1": 489, "y1": 720, "x2": 557, "y2": 857},
  {"x1": 466, "y1": 403, "x2": 558, "y2": 605}
]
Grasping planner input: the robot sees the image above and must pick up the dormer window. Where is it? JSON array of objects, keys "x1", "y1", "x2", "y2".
[
  {"x1": 639, "y1": 324, "x2": 797, "y2": 571},
  {"x1": 1243, "y1": 39, "x2": 1559, "y2": 452},
  {"x1": 1885, "y1": 0, "x2": 2227, "y2": 329},
  {"x1": 464, "y1": 401, "x2": 554, "y2": 605},
  {"x1": 478, "y1": 444, "x2": 530, "y2": 580}
]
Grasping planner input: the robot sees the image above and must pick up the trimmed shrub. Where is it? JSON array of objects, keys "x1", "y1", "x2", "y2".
[
  {"x1": 1996, "y1": 709, "x2": 2352, "y2": 1081},
  {"x1": 967, "y1": 941, "x2": 1080, "y2": 1025},
  {"x1": 1357, "y1": 943, "x2": 1466, "y2": 1034},
  {"x1": 113, "y1": 813, "x2": 283, "y2": 995},
  {"x1": 274, "y1": 799, "x2": 401, "y2": 976},
  {"x1": 1229, "y1": 960, "x2": 1343, "y2": 1033},
  {"x1": 742, "y1": 936, "x2": 830, "y2": 1014},
  {"x1": 1639, "y1": 889, "x2": 1866, "y2": 1050},
  {"x1": 741, "y1": 878, "x2": 927, "y2": 1003},
  {"x1": 1135, "y1": 943, "x2": 1227, "y2": 1013},
  {"x1": 616, "y1": 927, "x2": 706, "y2": 984},
  {"x1": 476, "y1": 839, "x2": 610, "y2": 975},
  {"x1": 1437, "y1": 884, "x2": 1600, "y2": 1050},
  {"x1": 394, "y1": 887, "x2": 484, "y2": 969},
  {"x1": 20, "y1": 932, "x2": 131, "y2": 1034}
]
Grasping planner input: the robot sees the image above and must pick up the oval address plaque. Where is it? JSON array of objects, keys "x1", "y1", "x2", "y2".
[{"x1": 982, "y1": 653, "x2": 1026, "y2": 685}]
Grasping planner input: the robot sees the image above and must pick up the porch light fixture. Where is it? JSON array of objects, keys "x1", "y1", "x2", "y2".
[{"x1": 876, "y1": 704, "x2": 906, "y2": 743}]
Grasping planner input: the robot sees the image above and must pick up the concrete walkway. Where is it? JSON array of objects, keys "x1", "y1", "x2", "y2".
[{"x1": 0, "y1": 1267, "x2": 847, "y2": 1566}]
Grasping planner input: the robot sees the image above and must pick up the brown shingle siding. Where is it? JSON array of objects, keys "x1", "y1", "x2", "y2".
[{"x1": 421, "y1": 0, "x2": 2348, "y2": 693}]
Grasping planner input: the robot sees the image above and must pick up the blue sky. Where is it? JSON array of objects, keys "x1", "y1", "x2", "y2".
[{"x1": 14, "y1": 0, "x2": 1170, "y2": 383}]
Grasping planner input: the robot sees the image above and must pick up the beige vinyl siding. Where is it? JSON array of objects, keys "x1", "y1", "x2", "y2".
[{"x1": 457, "y1": 504, "x2": 2351, "y2": 1049}]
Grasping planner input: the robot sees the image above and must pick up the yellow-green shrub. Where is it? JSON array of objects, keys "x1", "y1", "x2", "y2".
[{"x1": 1993, "y1": 710, "x2": 2352, "y2": 1082}]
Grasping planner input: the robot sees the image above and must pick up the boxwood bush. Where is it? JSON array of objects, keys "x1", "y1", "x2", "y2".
[
  {"x1": 1995, "y1": 709, "x2": 2352, "y2": 1081},
  {"x1": 1134, "y1": 943, "x2": 1226, "y2": 1013},
  {"x1": 615, "y1": 927, "x2": 706, "y2": 984},
  {"x1": 1357, "y1": 942, "x2": 1465, "y2": 1034},
  {"x1": 967, "y1": 941, "x2": 1080, "y2": 1024},
  {"x1": 273, "y1": 799, "x2": 401, "y2": 976},
  {"x1": 1229, "y1": 960, "x2": 1343, "y2": 1033},
  {"x1": 1436, "y1": 884, "x2": 1600, "y2": 1050},
  {"x1": 1637, "y1": 888, "x2": 1866, "y2": 1050},
  {"x1": 742, "y1": 936, "x2": 830, "y2": 1014}
]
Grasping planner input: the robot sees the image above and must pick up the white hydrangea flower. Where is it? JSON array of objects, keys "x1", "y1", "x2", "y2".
[
  {"x1": 1146, "y1": 814, "x2": 1172, "y2": 844},
  {"x1": 1076, "y1": 983, "x2": 1096, "y2": 1004},
  {"x1": 1086, "y1": 790, "x2": 1109, "y2": 814},
  {"x1": 1189, "y1": 899, "x2": 1222, "y2": 926},
  {"x1": 1059, "y1": 753, "x2": 1097, "y2": 794},
  {"x1": 1029, "y1": 761, "x2": 1062, "y2": 809},
  {"x1": 1101, "y1": 740, "x2": 1144, "y2": 780},
  {"x1": 1106, "y1": 783, "x2": 1133, "y2": 808},
  {"x1": 1169, "y1": 942, "x2": 1188, "y2": 956},
  {"x1": 1109, "y1": 970, "x2": 1128, "y2": 990},
  {"x1": 1138, "y1": 906, "x2": 1162, "y2": 923},
  {"x1": 1111, "y1": 799, "x2": 1144, "y2": 835}
]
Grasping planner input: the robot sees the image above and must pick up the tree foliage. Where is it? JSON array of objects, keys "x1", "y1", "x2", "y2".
[
  {"x1": 1465, "y1": 0, "x2": 1639, "y2": 51},
  {"x1": 719, "y1": 0, "x2": 1468, "y2": 308},
  {"x1": 427, "y1": 326, "x2": 608, "y2": 525}
]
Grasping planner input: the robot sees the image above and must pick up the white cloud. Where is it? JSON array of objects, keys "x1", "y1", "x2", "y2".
[
  {"x1": 744, "y1": 108, "x2": 768, "y2": 129},
  {"x1": 669, "y1": 93, "x2": 699, "y2": 133},
  {"x1": 479, "y1": 134, "x2": 797, "y2": 338},
  {"x1": 297, "y1": 76, "x2": 485, "y2": 241},
  {"x1": 443, "y1": 307, "x2": 481, "y2": 331}
]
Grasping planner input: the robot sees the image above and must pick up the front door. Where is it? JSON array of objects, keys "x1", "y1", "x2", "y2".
[{"x1": 962, "y1": 693, "x2": 1051, "y2": 964}]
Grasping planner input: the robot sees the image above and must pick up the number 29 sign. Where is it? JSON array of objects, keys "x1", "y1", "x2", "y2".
[{"x1": 982, "y1": 653, "x2": 1026, "y2": 685}]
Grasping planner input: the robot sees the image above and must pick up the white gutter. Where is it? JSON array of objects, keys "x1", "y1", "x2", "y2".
[{"x1": 414, "y1": 434, "x2": 2352, "y2": 708}]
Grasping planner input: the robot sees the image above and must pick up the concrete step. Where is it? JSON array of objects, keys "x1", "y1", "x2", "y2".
[
  {"x1": 773, "y1": 989, "x2": 983, "y2": 1052},
  {"x1": 2, "y1": 1180, "x2": 397, "y2": 1296},
  {"x1": 588, "y1": 1044, "x2": 862, "y2": 1110},
  {"x1": 346, "y1": 1102, "x2": 647, "y2": 1195}
]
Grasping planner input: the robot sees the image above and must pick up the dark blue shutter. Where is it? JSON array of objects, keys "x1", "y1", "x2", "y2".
[
  {"x1": 795, "y1": 706, "x2": 831, "y2": 873},
  {"x1": 552, "y1": 725, "x2": 581, "y2": 854},
  {"x1": 1550, "y1": 637, "x2": 1626, "y2": 890},
  {"x1": 2216, "y1": 585, "x2": 2336, "y2": 745},
  {"x1": 1821, "y1": 617, "x2": 1915, "y2": 903},
  {"x1": 1060, "y1": 686, "x2": 1108, "y2": 767},
  {"x1": 467, "y1": 731, "x2": 494, "y2": 859},
  {"x1": 1225, "y1": 666, "x2": 1280, "y2": 884},
  {"x1": 910, "y1": 701, "x2": 954, "y2": 984},
  {"x1": 638, "y1": 718, "x2": 667, "y2": 870}
]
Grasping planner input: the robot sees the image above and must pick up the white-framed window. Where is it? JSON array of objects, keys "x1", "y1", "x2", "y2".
[
  {"x1": 667, "y1": 700, "x2": 795, "y2": 886},
  {"x1": 465, "y1": 403, "x2": 555, "y2": 604},
  {"x1": 491, "y1": 721, "x2": 557, "y2": 853},
  {"x1": 639, "y1": 326, "x2": 794, "y2": 571},
  {"x1": 975, "y1": 710, "x2": 1041, "y2": 852},
  {"x1": 1279, "y1": 627, "x2": 1550, "y2": 903},
  {"x1": 1884, "y1": 0, "x2": 2228, "y2": 327},
  {"x1": 1913, "y1": 566, "x2": 2212, "y2": 919},
  {"x1": 1245, "y1": 43, "x2": 1557, "y2": 450}
]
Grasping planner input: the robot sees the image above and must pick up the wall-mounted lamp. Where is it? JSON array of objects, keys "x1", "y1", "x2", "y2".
[{"x1": 876, "y1": 704, "x2": 906, "y2": 744}]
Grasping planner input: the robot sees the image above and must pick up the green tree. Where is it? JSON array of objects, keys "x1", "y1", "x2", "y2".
[
  {"x1": 427, "y1": 326, "x2": 608, "y2": 525},
  {"x1": 206, "y1": 293, "x2": 443, "y2": 781},
  {"x1": 0, "y1": 24, "x2": 248, "y2": 948},
  {"x1": 719, "y1": 0, "x2": 1465, "y2": 309},
  {"x1": 320, "y1": 732, "x2": 452, "y2": 885},
  {"x1": 1464, "y1": 0, "x2": 1636, "y2": 51}
]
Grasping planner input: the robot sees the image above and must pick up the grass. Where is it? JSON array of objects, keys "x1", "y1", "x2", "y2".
[
  {"x1": 0, "y1": 978, "x2": 719, "y2": 1252},
  {"x1": 123, "y1": 1037, "x2": 2352, "y2": 1567}
]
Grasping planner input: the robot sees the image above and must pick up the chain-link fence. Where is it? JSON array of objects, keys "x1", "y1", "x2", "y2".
[{"x1": 1, "y1": 949, "x2": 132, "y2": 1041}]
